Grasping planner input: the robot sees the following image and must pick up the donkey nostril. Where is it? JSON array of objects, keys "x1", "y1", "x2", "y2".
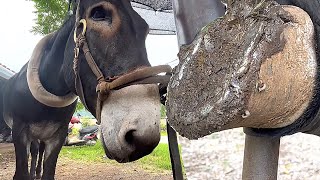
[{"x1": 125, "y1": 130, "x2": 136, "y2": 145}]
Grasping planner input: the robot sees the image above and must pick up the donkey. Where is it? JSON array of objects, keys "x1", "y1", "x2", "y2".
[
  {"x1": 2, "y1": 0, "x2": 170, "y2": 179},
  {"x1": 0, "y1": 79, "x2": 11, "y2": 143}
]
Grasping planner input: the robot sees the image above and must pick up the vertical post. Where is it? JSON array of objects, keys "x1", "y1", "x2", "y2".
[
  {"x1": 242, "y1": 134, "x2": 280, "y2": 180},
  {"x1": 172, "y1": 0, "x2": 225, "y2": 45},
  {"x1": 169, "y1": 0, "x2": 225, "y2": 180},
  {"x1": 167, "y1": 123, "x2": 184, "y2": 180}
]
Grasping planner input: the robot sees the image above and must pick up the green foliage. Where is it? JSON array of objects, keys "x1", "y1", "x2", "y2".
[
  {"x1": 161, "y1": 130, "x2": 168, "y2": 136},
  {"x1": 81, "y1": 117, "x2": 96, "y2": 127},
  {"x1": 70, "y1": 127, "x2": 79, "y2": 136},
  {"x1": 160, "y1": 119, "x2": 167, "y2": 137},
  {"x1": 160, "y1": 104, "x2": 167, "y2": 118},
  {"x1": 68, "y1": 123, "x2": 81, "y2": 137},
  {"x1": 160, "y1": 119, "x2": 167, "y2": 131},
  {"x1": 75, "y1": 101, "x2": 85, "y2": 112},
  {"x1": 30, "y1": 0, "x2": 69, "y2": 35}
]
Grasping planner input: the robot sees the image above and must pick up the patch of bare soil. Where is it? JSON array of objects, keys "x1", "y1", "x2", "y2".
[
  {"x1": 0, "y1": 144, "x2": 172, "y2": 180},
  {"x1": 0, "y1": 144, "x2": 15, "y2": 180}
]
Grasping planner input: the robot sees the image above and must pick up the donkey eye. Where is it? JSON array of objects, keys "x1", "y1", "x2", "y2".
[{"x1": 90, "y1": 6, "x2": 112, "y2": 23}]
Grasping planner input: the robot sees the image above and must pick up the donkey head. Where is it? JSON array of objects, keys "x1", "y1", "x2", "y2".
[{"x1": 63, "y1": 0, "x2": 161, "y2": 162}]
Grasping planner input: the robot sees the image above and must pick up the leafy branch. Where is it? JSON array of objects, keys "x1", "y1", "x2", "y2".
[{"x1": 30, "y1": 0, "x2": 69, "y2": 35}]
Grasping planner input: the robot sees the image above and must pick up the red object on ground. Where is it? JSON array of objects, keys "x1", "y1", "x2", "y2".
[{"x1": 70, "y1": 116, "x2": 80, "y2": 124}]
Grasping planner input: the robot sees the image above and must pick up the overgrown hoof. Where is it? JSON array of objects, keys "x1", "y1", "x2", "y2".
[{"x1": 167, "y1": 3, "x2": 317, "y2": 139}]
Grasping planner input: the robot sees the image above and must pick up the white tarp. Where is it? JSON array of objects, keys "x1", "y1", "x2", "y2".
[
  {"x1": 0, "y1": 64, "x2": 15, "y2": 80},
  {"x1": 132, "y1": 1, "x2": 176, "y2": 35}
]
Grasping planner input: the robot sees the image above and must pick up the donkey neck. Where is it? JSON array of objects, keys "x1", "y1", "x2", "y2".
[{"x1": 39, "y1": 16, "x2": 75, "y2": 96}]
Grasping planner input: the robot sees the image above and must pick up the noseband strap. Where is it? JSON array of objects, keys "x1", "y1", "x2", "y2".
[{"x1": 73, "y1": 19, "x2": 172, "y2": 124}]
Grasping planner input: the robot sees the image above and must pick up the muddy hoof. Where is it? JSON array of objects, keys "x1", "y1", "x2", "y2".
[{"x1": 166, "y1": 3, "x2": 317, "y2": 139}]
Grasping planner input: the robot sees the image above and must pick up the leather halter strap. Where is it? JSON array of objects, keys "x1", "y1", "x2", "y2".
[{"x1": 73, "y1": 19, "x2": 172, "y2": 124}]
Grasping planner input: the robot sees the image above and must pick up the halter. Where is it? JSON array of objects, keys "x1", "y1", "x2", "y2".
[{"x1": 73, "y1": 18, "x2": 172, "y2": 124}]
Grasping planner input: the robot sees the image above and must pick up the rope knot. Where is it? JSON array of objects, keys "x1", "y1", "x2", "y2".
[
  {"x1": 78, "y1": 36, "x2": 86, "y2": 46},
  {"x1": 96, "y1": 81, "x2": 111, "y2": 99}
]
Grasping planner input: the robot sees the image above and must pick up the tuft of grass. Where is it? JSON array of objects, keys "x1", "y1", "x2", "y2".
[
  {"x1": 70, "y1": 127, "x2": 79, "y2": 136},
  {"x1": 160, "y1": 119, "x2": 167, "y2": 132},
  {"x1": 161, "y1": 131, "x2": 168, "y2": 136},
  {"x1": 137, "y1": 143, "x2": 172, "y2": 172},
  {"x1": 80, "y1": 118, "x2": 96, "y2": 127},
  {"x1": 60, "y1": 141, "x2": 112, "y2": 164},
  {"x1": 160, "y1": 119, "x2": 168, "y2": 136}
]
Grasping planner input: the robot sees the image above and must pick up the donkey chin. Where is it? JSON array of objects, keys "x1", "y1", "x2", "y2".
[{"x1": 100, "y1": 84, "x2": 161, "y2": 163}]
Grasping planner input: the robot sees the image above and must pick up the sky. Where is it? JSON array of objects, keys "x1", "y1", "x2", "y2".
[{"x1": 0, "y1": 0, "x2": 179, "y2": 72}]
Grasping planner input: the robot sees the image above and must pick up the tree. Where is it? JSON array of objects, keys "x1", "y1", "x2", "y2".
[{"x1": 30, "y1": 0, "x2": 69, "y2": 35}]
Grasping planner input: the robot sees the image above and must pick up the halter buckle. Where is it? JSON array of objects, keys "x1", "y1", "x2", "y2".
[
  {"x1": 74, "y1": 19, "x2": 87, "y2": 43},
  {"x1": 74, "y1": 47, "x2": 80, "y2": 58}
]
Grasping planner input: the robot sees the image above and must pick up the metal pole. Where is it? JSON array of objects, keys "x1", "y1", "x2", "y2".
[
  {"x1": 167, "y1": 123, "x2": 184, "y2": 180},
  {"x1": 172, "y1": 0, "x2": 225, "y2": 45},
  {"x1": 242, "y1": 134, "x2": 280, "y2": 180}
]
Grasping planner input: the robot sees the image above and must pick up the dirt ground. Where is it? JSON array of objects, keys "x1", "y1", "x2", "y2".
[{"x1": 0, "y1": 143, "x2": 172, "y2": 180}]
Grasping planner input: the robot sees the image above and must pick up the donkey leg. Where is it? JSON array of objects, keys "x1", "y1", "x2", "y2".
[
  {"x1": 36, "y1": 141, "x2": 45, "y2": 179},
  {"x1": 12, "y1": 128, "x2": 31, "y2": 180},
  {"x1": 41, "y1": 127, "x2": 67, "y2": 180},
  {"x1": 30, "y1": 140, "x2": 40, "y2": 180}
]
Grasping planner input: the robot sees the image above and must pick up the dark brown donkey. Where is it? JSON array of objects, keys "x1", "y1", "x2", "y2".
[{"x1": 1, "y1": 0, "x2": 170, "y2": 179}]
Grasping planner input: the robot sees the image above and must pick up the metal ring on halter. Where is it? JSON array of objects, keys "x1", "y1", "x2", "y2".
[{"x1": 74, "y1": 19, "x2": 87, "y2": 42}]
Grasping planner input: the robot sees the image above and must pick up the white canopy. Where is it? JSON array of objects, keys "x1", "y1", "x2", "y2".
[
  {"x1": 0, "y1": 64, "x2": 15, "y2": 80},
  {"x1": 132, "y1": 0, "x2": 176, "y2": 35}
]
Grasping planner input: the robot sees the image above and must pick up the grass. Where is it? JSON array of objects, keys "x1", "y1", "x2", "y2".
[
  {"x1": 160, "y1": 119, "x2": 168, "y2": 136},
  {"x1": 60, "y1": 141, "x2": 109, "y2": 163},
  {"x1": 137, "y1": 143, "x2": 172, "y2": 172},
  {"x1": 59, "y1": 141, "x2": 181, "y2": 173},
  {"x1": 161, "y1": 131, "x2": 168, "y2": 136}
]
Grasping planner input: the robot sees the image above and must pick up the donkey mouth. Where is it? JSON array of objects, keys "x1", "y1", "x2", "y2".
[
  {"x1": 101, "y1": 126, "x2": 158, "y2": 163},
  {"x1": 100, "y1": 84, "x2": 161, "y2": 163},
  {"x1": 101, "y1": 132, "x2": 115, "y2": 160},
  {"x1": 102, "y1": 136, "x2": 130, "y2": 163}
]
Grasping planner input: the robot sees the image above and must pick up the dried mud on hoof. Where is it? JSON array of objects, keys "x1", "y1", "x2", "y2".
[{"x1": 167, "y1": 1, "x2": 317, "y2": 139}]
